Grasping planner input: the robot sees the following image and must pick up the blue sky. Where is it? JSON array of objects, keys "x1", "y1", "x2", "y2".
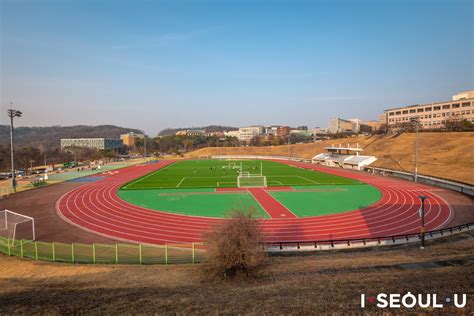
[{"x1": 1, "y1": 0, "x2": 473, "y2": 135}]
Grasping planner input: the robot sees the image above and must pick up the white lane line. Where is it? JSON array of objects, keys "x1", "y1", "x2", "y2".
[{"x1": 176, "y1": 177, "x2": 186, "y2": 188}]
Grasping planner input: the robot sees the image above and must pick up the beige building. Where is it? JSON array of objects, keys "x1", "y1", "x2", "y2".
[
  {"x1": 381, "y1": 90, "x2": 474, "y2": 129},
  {"x1": 120, "y1": 132, "x2": 144, "y2": 147}
]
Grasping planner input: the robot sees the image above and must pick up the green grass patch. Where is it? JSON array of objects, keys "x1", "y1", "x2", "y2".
[
  {"x1": 118, "y1": 188, "x2": 270, "y2": 218},
  {"x1": 270, "y1": 185, "x2": 381, "y2": 217}
]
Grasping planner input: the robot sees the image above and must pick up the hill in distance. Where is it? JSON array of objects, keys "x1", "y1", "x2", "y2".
[
  {"x1": 158, "y1": 125, "x2": 238, "y2": 136},
  {"x1": 0, "y1": 125, "x2": 143, "y2": 150}
]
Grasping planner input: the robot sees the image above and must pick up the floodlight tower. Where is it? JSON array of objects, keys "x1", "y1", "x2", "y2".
[
  {"x1": 7, "y1": 104, "x2": 23, "y2": 192},
  {"x1": 410, "y1": 116, "x2": 420, "y2": 182}
]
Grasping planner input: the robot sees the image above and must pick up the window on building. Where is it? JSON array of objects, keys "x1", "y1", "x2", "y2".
[
  {"x1": 462, "y1": 102, "x2": 470, "y2": 107},
  {"x1": 417, "y1": 108, "x2": 424, "y2": 112},
  {"x1": 442, "y1": 105, "x2": 450, "y2": 109},
  {"x1": 396, "y1": 111, "x2": 401, "y2": 115},
  {"x1": 452, "y1": 103, "x2": 460, "y2": 108},
  {"x1": 402, "y1": 110, "x2": 408, "y2": 114},
  {"x1": 425, "y1": 107, "x2": 432, "y2": 111},
  {"x1": 389, "y1": 112, "x2": 394, "y2": 116},
  {"x1": 410, "y1": 109, "x2": 416, "y2": 113},
  {"x1": 433, "y1": 106, "x2": 441, "y2": 111}
]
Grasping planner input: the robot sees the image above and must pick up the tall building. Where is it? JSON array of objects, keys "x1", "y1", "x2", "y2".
[
  {"x1": 61, "y1": 138, "x2": 123, "y2": 150},
  {"x1": 380, "y1": 90, "x2": 474, "y2": 129},
  {"x1": 120, "y1": 132, "x2": 144, "y2": 147}
]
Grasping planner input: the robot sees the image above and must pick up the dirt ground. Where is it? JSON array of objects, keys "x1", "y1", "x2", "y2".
[{"x1": 0, "y1": 231, "x2": 473, "y2": 314}]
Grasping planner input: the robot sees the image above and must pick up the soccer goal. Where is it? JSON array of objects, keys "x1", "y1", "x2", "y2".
[
  {"x1": 0, "y1": 210, "x2": 35, "y2": 245},
  {"x1": 237, "y1": 173, "x2": 267, "y2": 188}
]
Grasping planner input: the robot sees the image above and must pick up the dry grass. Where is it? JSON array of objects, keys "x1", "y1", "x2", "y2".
[
  {"x1": 187, "y1": 132, "x2": 474, "y2": 184},
  {"x1": 0, "y1": 232, "x2": 473, "y2": 314}
]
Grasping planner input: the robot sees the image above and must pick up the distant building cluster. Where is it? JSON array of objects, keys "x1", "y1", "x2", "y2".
[{"x1": 60, "y1": 90, "x2": 474, "y2": 152}]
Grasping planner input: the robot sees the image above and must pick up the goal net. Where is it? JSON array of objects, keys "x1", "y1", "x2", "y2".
[
  {"x1": 0, "y1": 210, "x2": 35, "y2": 245},
  {"x1": 237, "y1": 174, "x2": 267, "y2": 188}
]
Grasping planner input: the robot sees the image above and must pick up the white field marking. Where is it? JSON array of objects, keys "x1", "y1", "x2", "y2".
[
  {"x1": 123, "y1": 162, "x2": 175, "y2": 189},
  {"x1": 296, "y1": 175, "x2": 320, "y2": 184},
  {"x1": 267, "y1": 180, "x2": 284, "y2": 185},
  {"x1": 176, "y1": 177, "x2": 186, "y2": 188}
]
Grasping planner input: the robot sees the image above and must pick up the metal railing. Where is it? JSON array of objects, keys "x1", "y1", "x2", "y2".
[
  {"x1": 0, "y1": 237, "x2": 205, "y2": 265},
  {"x1": 364, "y1": 166, "x2": 474, "y2": 197},
  {"x1": 264, "y1": 222, "x2": 474, "y2": 252}
]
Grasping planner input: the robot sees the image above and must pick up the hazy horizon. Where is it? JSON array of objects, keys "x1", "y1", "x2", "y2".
[{"x1": 1, "y1": 0, "x2": 473, "y2": 136}]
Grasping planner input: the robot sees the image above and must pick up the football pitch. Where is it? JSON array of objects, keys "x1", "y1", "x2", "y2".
[
  {"x1": 121, "y1": 159, "x2": 361, "y2": 190},
  {"x1": 118, "y1": 160, "x2": 380, "y2": 219}
]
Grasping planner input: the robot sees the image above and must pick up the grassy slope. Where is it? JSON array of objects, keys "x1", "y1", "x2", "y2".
[
  {"x1": 187, "y1": 132, "x2": 474, "y2": 185},
  {"x1": 0, "y1": 232, "x2": 472, "y2": 314}
]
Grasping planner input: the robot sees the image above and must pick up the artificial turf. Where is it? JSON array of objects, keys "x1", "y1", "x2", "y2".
[
  {"x1": 117, "y1": 160, "x2": 380, "y2": 219},
  {"x1": 121, "y1": 159, "x2": 361, "y2": 190}
]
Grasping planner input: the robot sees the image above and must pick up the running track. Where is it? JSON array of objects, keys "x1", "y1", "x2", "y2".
[{"x1": 56, "y1": 160, "x2": 453, "y2": 244}]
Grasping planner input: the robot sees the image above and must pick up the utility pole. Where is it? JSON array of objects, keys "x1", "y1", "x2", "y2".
[{"x1": 7, "y1": 104, "x2": 23, "y2": 192}]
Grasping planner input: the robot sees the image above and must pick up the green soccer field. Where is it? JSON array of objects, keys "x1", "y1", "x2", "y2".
[
  {"x1": 118, "y1": 160, "x2": 380, "y2": 219},
  {"x1": 121, "y1": 159, "x2": 362, "y2": 190}
]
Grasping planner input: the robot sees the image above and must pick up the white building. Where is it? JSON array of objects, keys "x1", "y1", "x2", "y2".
[
  {"x1": 238, "y1": 126, "x2": 264, "y2": 142},
  {"x1": 224, "y1": 130, "x2": 240, "y2": 138},
  {"x1": 312, "y1": 143, "x2": 377, "y2": 170}
]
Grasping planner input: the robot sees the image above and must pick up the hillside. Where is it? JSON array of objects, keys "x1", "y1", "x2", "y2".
[
  {"x1": 0, "y1": 125, "x2": 143, "y2": 150},
  {"x1": 187, "y1": 132, "x2": 474, "y2": 185}
]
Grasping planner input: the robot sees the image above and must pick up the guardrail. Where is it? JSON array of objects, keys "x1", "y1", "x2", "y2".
[
  {"x1": 0, "y1": 237, "x2": 205, "y2": 265},
  {"x1": 264, "y1": 222, "x2": 474, "y2": 252},
  {"x1": 364, "y1": 166, "x2": 474, "y2": 197},
  {"x1": 1, "y1": 223, "x2": 473, "y2": 263}
]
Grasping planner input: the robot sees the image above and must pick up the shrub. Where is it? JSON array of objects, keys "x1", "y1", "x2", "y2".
[{"x1": 204, "y1": 209, "x2": 266, "y2": 278}]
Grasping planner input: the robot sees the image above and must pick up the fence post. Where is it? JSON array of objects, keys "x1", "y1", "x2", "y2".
[
  {"x1": 71, "y1": 243, "x2": 75, "y2": 263},
  {"x1": 7, "y1": 238, "x2": 11, "y2": 256},
  {"x1": 35, "y1": 242, "x2": 38, "y2": 260},
  {"x1": 20, "y1": 240, "x2": 24, "y2": 258},
  {"x1": 139, "y1": 244, "x2": 143, "y2": 264},
  {"x1": 165, "y1": 244, "x2": 168, "y2": 265},
  {"x1": 115, "y1": 244, "x2": 119, "y2": 264},
  {"x1": 52, "y1": 242, "x2": 56, "y2": 262},
  {"x1": 92, "y1": 244, "x2": 96, "y2": 264},
  {"x1": 192, "y1": 243, "x2": 195, "y2": 264}
]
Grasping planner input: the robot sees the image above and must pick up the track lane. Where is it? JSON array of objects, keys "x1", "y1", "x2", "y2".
[{"x1": 56, "y1": 160, "x2": 453, "y2": 244}]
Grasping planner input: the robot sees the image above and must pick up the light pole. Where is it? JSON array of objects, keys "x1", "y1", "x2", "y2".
[
  {"x1": 418, "y1": 195, "x2": 427, "y2": 249},
  {"x1": 8, "y1": 105, "x2": 23, "y2": 192},
  {"x1": 29, "y1": 160, "x2": 35, "y2": 175},
  {"x1": 287, "y1": 134, "x2": 291, "y2": 160},
  {"x1": 410, "y1": 117, "x2": 420, "y2": 182},
  {"x1": 142, "y1": 134, "x2": 147, "y2": 159}
]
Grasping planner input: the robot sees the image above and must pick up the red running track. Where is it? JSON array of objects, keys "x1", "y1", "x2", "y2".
[
  {"x1": 56, "y1": 160, "x2": 453, "y2": 244},
  {"x1": 247, "y1": 188, "x2": 297, "y2": 219}
]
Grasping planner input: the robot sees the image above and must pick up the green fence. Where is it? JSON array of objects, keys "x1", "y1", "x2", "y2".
[{"x1": 0, "y1": 236, "x2": 205, "y2": 265}]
